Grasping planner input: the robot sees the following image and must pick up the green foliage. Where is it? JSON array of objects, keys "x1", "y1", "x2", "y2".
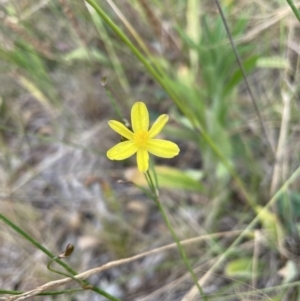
[
  {"x1": 174, "y1": 15, "x2": 258, "y2": 183},
  {"x1": 63, "y1": 46, "x2": 109, "y2": 64},
  {"x1": 277, "y1": 191, "x2": 300, "y2": 236},
  {"x1": 153, "y1": 166, "x2": 204, "y2": 193},
  {"x1": 0, "y1": 42, "x2": 57, "y2": 103},
  {"x1": 2, "y1": 1, "x2": 300, "y2": 300},
  {"x1": 225, "y1": 257, "x2": 264, "y2": 280}
]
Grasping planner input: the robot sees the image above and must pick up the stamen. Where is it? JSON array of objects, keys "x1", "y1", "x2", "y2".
[{"x1": 134, "y1": 131, "x2": 149, "y2": 147}]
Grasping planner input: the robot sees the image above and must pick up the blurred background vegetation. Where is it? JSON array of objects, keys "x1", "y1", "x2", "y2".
[{"x1": 1, "y1": 0, "x2": 300, "y2": 300}]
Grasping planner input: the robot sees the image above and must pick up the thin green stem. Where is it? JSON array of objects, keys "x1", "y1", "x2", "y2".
[
  {"x1": 145, "y1": 171, "x2": 207, "y2": 300},
  {"x1": 103, "y1": 82, "x2": 124, "y2": 121},
  {"x1": 85, "y1": 0, "x2": 258, "y2": 213},
  {"x1": 198, "y1": 165, "x2": 300, "y2": 288},
  {"x1": 156, "y1": 199, "x2": 207, "y2": 299},
  {"x1": 132, "y1": 182, "x2": 156, "y2": 199},
  {"x1": 0, "y1": 213, "x2": 122, "y2": 301},
  {"x1": 200, "y1": 130, "x2": 256, "y2": 207},
  {"x1": 149, "y1": 160, "x2": 159, "y2": 191},
  {"x1": 47, "y1": 256, "x2": 87, "y2": 288},
  {"x1": 0, "y1": 289, "x2": 83, "y2": 296},
  {"x1": 214, "y1": 0, "x2": 275, "y2": 158},
  {"x1": 88, "y1": 7, "x2": 131, "y2": 100},
  {"x1": 85, "y1": 0, "x2": 193, "y2": 124},
  {"x1": 145, "y1": 170, "x2": 156, "y2": 195},
  {"x1": 286, "y1": 0, "x2": 300, "y2": 22},
  {"x1": 0, "y1": 213, "x2": 75, "y2": 275}
]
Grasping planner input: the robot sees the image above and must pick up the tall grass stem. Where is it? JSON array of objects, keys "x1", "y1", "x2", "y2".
[
  {"x1": 286, "y1": 0, "x2": 300, "y2": 22},
  {"x1": 85, "y1": 0, "x2": 258, "y2": 212},
  {"x1": 214, "y1": 0, "x2": 276, "y2": 157},
  {"x1": 145, "y1": 171, "x2": 208, "y2": 301}
]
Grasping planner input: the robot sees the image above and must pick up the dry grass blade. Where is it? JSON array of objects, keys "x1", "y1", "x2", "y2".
[
  {"x1": 13, "y1": 73, "x2": 55, "y2": 113},
  {"x1": 5, "y1": 230, "x2": 245, "y2": 301},
  {"x1": 104, "y1": 0, "x2": 150, "y2": 54},
  {"x1": 270, "y1": 19, "x2": 294, "y2": 196},
  {"x1": 58, "y1": 0, "x2": 87, "y2": 44},
  {"x1": 215, "y1": 0, "x2": 276, "y2": 157},
  {"x1": 1, "y1": 14, "x2": 53, "y2": 59},
  {"x1": 137, "y1": 0, "x2": 179, "y2": 53},
  {"x1": 19, "y1": 0, "x2": 52, "y2": 20},
  {"x1": 2, "y1": 1, "x2": 300, "y2": 300},
  {"x1": 7, "y1": 147, "x2": 69, "y2": 194},
  {"x1": 237, "y1": 5, "x2": 300, "y2": 43}
]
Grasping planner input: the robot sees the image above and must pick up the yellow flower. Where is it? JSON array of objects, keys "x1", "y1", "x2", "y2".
[{"x1": 107, "y1": 102, "x2": 180, "y2": 173}]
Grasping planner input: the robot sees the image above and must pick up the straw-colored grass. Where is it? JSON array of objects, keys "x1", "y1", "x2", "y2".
[{"x1": 1, "y1": 0, "x2": 300, "y2": 300}]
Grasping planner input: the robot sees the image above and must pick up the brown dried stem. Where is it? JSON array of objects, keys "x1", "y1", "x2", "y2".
[{"x1": 5, "y1": 230, "x2": 245, "y2": 301}]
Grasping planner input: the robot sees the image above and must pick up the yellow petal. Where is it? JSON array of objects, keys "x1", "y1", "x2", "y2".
[
  {"x1": 131, "y1": 102, "x2": 149, "y2": 132},
  {"x1": 146, "y1": 139, "x2": 180, "y2": 158},
  {"x1": 108, "y1": 120, "x2": 134, "y2": 140},
  {"x1": 137, "y1": 148, "x2": 149, "y2": 173},
  {"x1": 107, "y1": 141, "x2": 138, "y2": 160},
  {"x1": 148, "y1": 114, "x2": 169, "y2": 138}
]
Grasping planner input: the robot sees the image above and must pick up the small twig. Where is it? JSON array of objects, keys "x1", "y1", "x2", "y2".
[{"x1": 214, "y1": 0, "x2": 276, "y2": 158}]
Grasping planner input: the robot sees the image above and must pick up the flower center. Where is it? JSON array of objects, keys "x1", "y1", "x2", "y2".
[{"x1": 134, "y1": 130, "x2": 149, "y2": 147}]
